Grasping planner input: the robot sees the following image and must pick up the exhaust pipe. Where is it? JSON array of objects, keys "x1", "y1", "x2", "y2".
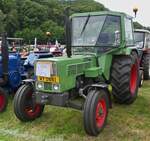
[
  {"x1": 65, "y1": 7, "x2": 72, "y2": 58},
  {"x1": 0, "y1": 33, "x2": 8, "y2": 86}
]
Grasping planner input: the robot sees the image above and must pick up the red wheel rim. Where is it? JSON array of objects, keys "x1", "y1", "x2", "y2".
[
  {"x1": 96, "y1": 99, "x2": 107, "y2": 128},
  {"x1": 24, "y1": 91, "x2": 41, "y2": 118},
  {"x1": 130, "y1": 63, "x2": 138, "y2": 95},
  {"x1": 25, "y1": 105, "x2": 41, "y2": 117},
  {"x1": 0, "y1": 94, "x2": 5, "y2": 111}
]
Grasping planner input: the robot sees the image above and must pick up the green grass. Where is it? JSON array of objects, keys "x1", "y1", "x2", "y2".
[{"x1": 0, "y1": 81, "x2": 150, "y2": 141}]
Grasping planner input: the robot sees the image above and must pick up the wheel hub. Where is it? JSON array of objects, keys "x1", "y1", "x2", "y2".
[
  {"x1": 25, "y1": 105, "x2": 41, "y2": 117},
  {"x1": 98, "y1": 107, "x2": 103, "y2": 116},
  {"x1": 96, "y1": 99, "x2": 106, "y2": 128},
  {"x1": 130, "y1": 63, "x2": 138, "y2": 95},
  {"x1": 0, "y1": 94, "x2": 5, "y2": 110},
  {"x1": 24, "y1": 91, "x2": 41, "y2": 118}
]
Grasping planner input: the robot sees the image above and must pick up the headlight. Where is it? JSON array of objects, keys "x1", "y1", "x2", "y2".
[
  {"x1": 36, "y1": 82, "x2": 44, "y2": 90},
  {"x1": 53, "y1": 84, "x2": 60, "y2": 91}
]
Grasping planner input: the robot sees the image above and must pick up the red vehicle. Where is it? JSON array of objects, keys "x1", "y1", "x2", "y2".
[
  {"x1": 134, "y1": 29, "x2": 150, "y2": 86},
  {"x1": 37, "y1": 44, "x2": 62, "y2": 57}
]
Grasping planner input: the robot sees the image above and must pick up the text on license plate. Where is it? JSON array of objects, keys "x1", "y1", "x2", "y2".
[{"x1": 37, "y1": 76, "x2": 59, "y2": 83}]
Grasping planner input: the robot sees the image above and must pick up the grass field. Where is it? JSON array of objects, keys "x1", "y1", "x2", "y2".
[{"x1": 0, "y1": 81, "x2": 150, "y2": 141}]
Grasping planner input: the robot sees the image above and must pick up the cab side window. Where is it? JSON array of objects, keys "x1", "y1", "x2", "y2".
[
  {"x1": 145, "y1": 33, "x2": 150, "y2": 48},
  {"x1": 125, "y1": 17, "x2": 134, "y2": 46}
]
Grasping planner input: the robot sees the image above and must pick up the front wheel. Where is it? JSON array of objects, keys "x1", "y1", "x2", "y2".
[
  {"x1": 0, "y1": 88, "x2": 8, "y2": 112},
  {"x1": 83, "y1": 89, "x2": 109, "y2": 136},
  {"x1": 13, "y1": 84, "x2": 44, "y2": 122}
]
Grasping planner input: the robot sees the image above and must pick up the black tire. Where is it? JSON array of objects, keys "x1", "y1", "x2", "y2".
[
  {"x1": 111, "y1": 53, "x2": 139, "y2": 104},
  {"x1": 13, "y1": 84, "x2": 44, "y2": 122},
  {"x1": 139, "y1": 70, "x2": 144, "y2": 87},
  {"x1": 83, "y1": 89, "x2": 109, "y2": 136},
  {"x1": 0, "y1": 87, "x2": 8, "y2": 112},
  {"x1": 142, "y1": 54, "x2": 150, "y2": 80}
]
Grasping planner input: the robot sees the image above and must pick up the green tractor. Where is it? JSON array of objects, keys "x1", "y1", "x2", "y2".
[
  {"x1": 13, "y1": 11, "x2": 140, "y2": 136},
  {"x1": 134, "y1": 29, "x2": 150, "y2": 86}
]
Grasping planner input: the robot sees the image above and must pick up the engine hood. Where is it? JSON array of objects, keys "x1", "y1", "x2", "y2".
[
  {"x1": 35, "y1": 55, "x2": 98, "y2": 92},
  {"x1": 36, "y1": 55, "x2": 95, "y2": 63}
]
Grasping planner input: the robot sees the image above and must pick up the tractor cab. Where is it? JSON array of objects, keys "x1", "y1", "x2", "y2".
[
  {"x1": 134, "y1": 29, "x2": 150, "y2": 81},
  {"x1": 134, "y1": 29, "x2": 150, "y2": 52},
  {"x1": 72, "y1": 12, "x2": 121, "y2": 53},
  {"x1": 71, "y1": 11, "x2": 134, "y2": 55}
]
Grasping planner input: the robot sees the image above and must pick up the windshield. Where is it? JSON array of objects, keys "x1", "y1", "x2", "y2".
[
  {"x1": 134, "y1": 32, "x2": 145, "y2": 49},
  {"x1": 72, "y1": 15, "x2": 121, "y2": 48}
]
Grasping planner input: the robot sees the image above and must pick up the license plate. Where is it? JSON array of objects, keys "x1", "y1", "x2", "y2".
[
  {"x1": 36, "y1": 62, "x2": 52, "y2": 77},
  {"x1": 37, "y1": 76, "x2": 59, "y2": 83}
]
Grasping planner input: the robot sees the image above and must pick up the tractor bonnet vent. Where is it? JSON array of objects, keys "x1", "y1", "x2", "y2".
[{"x1": 67, "y1": 62, "x2": 91, "y2": 76}]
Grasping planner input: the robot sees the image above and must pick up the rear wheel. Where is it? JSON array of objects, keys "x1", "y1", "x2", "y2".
[
  {"x1": 142, "y1": 54, "x2": 150, "y2": 80},
  {"x1": 83, "y1": 89, "x2": 109, "y2": 136},
  {"x1": 0, "y1": 88, "x2": 8, "y2": 112},
  {"x1": 111, "y1": 53, "x2": 139, "y2": 104},
  {"x1": 14, "y1": 84, "x2": 44, "y2": 121}
]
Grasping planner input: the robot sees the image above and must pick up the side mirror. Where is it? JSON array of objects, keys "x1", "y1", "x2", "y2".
[{"x1": 115, "y1": 30, "x2": 120, "y2": 45}]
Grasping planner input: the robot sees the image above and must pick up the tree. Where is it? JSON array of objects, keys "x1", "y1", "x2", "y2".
[
  {"x1": 20, "y1": 0, "x2": 49, "y2": 28},
  {"x1": 5, "y1": 9, "x2": 19, "y2": 36},
  {"x1": 0, "y1": 10, "x2": 5, "y2": 33},
  {"x1": 1, "y1": 0, "x2": 107, "y2": 43},
  {"x1": 40, "y1": 20, "x2": 64, "y2": 43},
  {"x1": 15, "y1": 28, "x2": 44, "y2": 43},
  {"x1": 15, "y1": 20, "x2": 64, "y2": 43}
]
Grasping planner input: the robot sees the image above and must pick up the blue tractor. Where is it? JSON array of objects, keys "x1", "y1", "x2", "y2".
[
  {"x1": 0, "y1": 33, "x2": 55, "y2": 112},
  {"x1": 0, "y1": 33, "x2": 23, "y2": 112}
]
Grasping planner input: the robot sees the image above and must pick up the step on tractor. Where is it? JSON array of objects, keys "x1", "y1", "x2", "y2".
[
  {"x1": 134, "y1": 29, "x2": 150, "y2": 87},
  {"x1": 14, "y1": 11, "x2": 140, "y2": 136}
]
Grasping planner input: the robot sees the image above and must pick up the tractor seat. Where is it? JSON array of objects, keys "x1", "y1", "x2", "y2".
[{"x1": 96, "y1": 33, "x2": 110, "y2": 45}]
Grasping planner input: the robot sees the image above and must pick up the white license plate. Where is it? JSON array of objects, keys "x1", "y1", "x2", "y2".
[{"x1": 36, "y1": 62, "x2": 52, "y2": 77}]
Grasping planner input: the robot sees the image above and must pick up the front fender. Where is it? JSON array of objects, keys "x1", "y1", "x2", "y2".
[
  {"x1": 22, "y1": 79, "x2": 35, "y2": 86},
  {"x1": 83, "y1": 83, "x2": 112, "y2": 108}
]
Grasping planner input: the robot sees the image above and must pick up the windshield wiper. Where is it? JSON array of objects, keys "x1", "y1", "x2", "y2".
[{"x1": 80, "y1": 14, "x2": 90, "y2": 36}]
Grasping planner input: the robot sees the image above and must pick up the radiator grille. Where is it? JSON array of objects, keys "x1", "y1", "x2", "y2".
[{"x1": 67, "y1": 62, "x2": 91, "y2": 76}]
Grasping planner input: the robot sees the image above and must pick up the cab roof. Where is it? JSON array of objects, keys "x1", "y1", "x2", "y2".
[
  {"x1": 71, "y1": 11, "x2": 132, "y2": 19},
  {"x1": 134, "y1": 29, "x2": 150, "y2": 34}
]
